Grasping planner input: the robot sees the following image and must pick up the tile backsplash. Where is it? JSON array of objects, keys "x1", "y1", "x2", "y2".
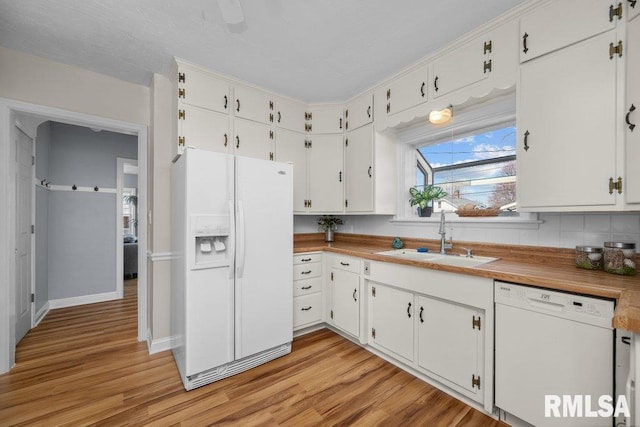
[{"x1": 295, "y1": 213, "x2": 640, "y2": 249}]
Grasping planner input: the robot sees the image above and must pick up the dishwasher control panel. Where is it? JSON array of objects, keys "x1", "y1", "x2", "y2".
[{"x1": 495, "y1": 281, "x2": 614, "y2": 328}]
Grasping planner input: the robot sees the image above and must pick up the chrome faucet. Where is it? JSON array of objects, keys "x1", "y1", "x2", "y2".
[{"x1": 439, "y1": 210, "x2": 453, "y2": 254}]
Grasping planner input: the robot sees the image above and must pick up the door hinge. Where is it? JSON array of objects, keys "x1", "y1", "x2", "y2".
[
  {"x1": 371, "y1": 328, "x2": 376, "y2": 339},
  {"x1": 31, "y1": 293, "x2": 34, "y2": 303},
  {"x1": 609, "y1": 40, "x2": 623, "y2": 59},
  {"x1": 330, "y1": 309, "x2": 334, "y2": 319},
  {"x1": 472, "y1": 374, "x2": 481, "y2": 389},
  {"x1": 609, "y1": 2, "x2": 623, "y2": 21},
  {"x1": 472, "y1": 315, "x2": 481, "y2": 330},
  {"x1": 178, "y1": 109, "x2": 186, "y2": 120},
  {"x1": 331, "y1": 272, "x2": 334, "y2": 281},
  {"x1": 269, "y1": 152, "x2": 274, "y2": 161},
  {"x1": 31, "y1": 225, "x2": 35, "y2": 234},
  {"x1": 178, "y1": 136, "x2": 185, "y2": 147},
  {"x1": 178, "y1": 88, "x2": 186, "y2": 99},
  {"x1": 372, "y1": 286, "x2": 376, "y2": 297},
  {"x1": 483, "y1": 59, "x2": 492, "y2": 74},
  {"x1": 483, "y1": 40, "x2": 492, "y2": 54},
  {"x1": 609, "y1": 177, "x2": 623, "y2": 194}
]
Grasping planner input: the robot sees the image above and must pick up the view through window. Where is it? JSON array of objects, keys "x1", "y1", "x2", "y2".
[{"x1": 417, "y1": 125, "x2": 516, "y2": 212}]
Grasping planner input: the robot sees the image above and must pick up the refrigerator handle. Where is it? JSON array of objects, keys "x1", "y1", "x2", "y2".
[
  {"x1": 236, "y1": 200, "x2": 246, "y2": 279},
  {"x1": 228, "y1": 200, "x2": 235, "y2": 280}
]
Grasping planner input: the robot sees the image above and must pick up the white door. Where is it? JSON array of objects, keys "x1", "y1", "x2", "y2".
[
  {"x1": 15, "y1": 127, "x2": 33, "y2": 344},
  {"x1": 235, "y1": 156, "x2": 293, "y2": 359},
  {"x1": 345, "y1": 124, "x2": 374, "y2": 212},
  {"x1": 369, "y1": 283, "x2": 414, "y2": 362}
]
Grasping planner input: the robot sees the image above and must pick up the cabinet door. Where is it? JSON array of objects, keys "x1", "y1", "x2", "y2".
[
  {"x1": 178, "y1": 105, "x2": 230, "y2": 154},
  {"x1": 418, "y1": 296, "x2": 482, "y2": 395},
  {"x1": 345, "y1": 124, "x2": 373, "y2": 212},
  {"x1": 275, "y1": 97, "x2": 306, "y2": 133},
  {"x1": 234, "y1": 85, "x2": 274, "y2": 124},
  {"x1": 178, "y1": 66, "x2": 230, "y2": 114},
  {"x1": 345, "y1": 93, "x2": 373, "y2": 131},
  {"x1": 432, "y1": 37, "x2": 490, "y2": 98},
  {"x1": 385, "y1": 66, "x2": 428, "y2": 116},
  {"x1": 308, "y1": 134, "x2": 344, "y2": 212},
  {"x1": 233, "y1": 118, "x2": 274, "y2": 161},
  {"x1": 626, "y1": 16, "x2": 640, "y2": 203},
  {"x1": 275, "y1": 129, "x2": 308, "y2": 212},
  {"x1": 308, "y1": 105, "x2": 344, "y2": 134},
  {"x1": 330, "y1": 269, "x2": 359, "y2": 338},
  {"x1": 519, "y1": 0, "x2": 617, "y2": 63},
  {"x1": 369, "y1": 283, "x2": 414, "y2": 362},
  {"x1": 517, "y1": 32, "x2": 618, "y2": 210}
]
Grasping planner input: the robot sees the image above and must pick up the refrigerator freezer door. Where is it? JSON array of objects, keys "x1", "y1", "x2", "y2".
[
  {"x1": 185, "y1": 149, "x2": 235, "y2": 376},
  {"x1": 235, "y1": 156, "x2": 293, "y2": 359}
]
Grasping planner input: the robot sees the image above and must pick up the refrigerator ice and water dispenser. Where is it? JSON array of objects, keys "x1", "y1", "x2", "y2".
[{"x1": 191, "y1": 214, "x2": 230, "y2": 269}]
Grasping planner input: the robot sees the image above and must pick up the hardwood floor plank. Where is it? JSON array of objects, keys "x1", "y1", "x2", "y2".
[{"x1": 0, "y1": 280, "x2": 506, "y2": 426}]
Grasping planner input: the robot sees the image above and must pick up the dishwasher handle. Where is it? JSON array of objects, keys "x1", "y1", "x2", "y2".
[{"x1": 526, "y1": 298, "x2": 565, "y2": 312}]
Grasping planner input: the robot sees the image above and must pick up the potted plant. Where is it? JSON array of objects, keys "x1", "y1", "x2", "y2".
[
  {"x1": 409, "y1": 185, "x2": 447, "y2": 217},
  {"x1": 318, "y1": 215, "x2": 343, "y2": 242}
]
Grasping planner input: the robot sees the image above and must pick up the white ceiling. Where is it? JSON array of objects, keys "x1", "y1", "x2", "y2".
[{"x1": 0, "y1": 0, "x2": 524, "y2": 103}]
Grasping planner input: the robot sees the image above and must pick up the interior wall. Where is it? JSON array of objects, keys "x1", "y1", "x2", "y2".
[
  {"x1": 34, "y1": 122, "x2": 51, "y2": 312},
  {"x1": 41, "y1": 122, "x2": 137, "y2": 301},
  {"x1": 294, "y1": 213, "x2": 640, "y2": 249}
]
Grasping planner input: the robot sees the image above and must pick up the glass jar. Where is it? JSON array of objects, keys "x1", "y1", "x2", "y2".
[
  {"x1": 603, "y1": 242, "x2": 636, "y2": 276},
  {"x1": 575, "y1": 246, "x2": 603, "y2": 270}
]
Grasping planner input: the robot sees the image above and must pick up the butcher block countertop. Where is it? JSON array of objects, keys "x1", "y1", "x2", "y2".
[{"x1": 294, "y1": 233, "x2": 640, "y2": 332}]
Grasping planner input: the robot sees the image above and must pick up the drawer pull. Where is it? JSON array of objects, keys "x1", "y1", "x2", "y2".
[
  {"x1": 300, "y1": 258, "x2": 312, "y2": 262},
  {"x1": 340, "y1": 262, "x2": 350, "y2": 266},
  {"x1": 301, "y1": 306, "x2": 312, "y2": 311},
  {"x1": 301, "y1": 285, "x2": 312, "y2": 290},
  {"x1": 353, "y1": 288, "x2": 357, "y2": 302},
  {"x1": 300, "y1": 270, "x2": 312, "y2": 275}
]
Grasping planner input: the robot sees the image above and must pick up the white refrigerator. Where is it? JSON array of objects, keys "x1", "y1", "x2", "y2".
[{"x1": 171, "y1": 148, "x2": 293, "y2": 390}]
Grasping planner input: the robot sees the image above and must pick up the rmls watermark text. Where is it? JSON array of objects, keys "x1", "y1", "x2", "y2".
[{"x1": 545, "y1": 395, "x2": 630, "y2": 418}]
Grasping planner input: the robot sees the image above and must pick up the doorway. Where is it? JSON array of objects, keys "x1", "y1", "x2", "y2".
[{"x1": 0, "y1": 99, "x2": 148, "y2": 373}]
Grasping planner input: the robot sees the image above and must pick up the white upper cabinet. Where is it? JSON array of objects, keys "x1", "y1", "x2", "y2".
[
  {"x1": 432, "y1": 36, "x2": 491, "y2": 98},
  {"x1": 177, "y1": 66, "x2": 230, "y2": 114},
  {"x1": 345, "y1": 124, "x2": 374, "y2": 212},
  {"x1": 275, "y1": 129, "x2": 308, "y2": 212},
  {"x1": 234, "y1": 85, "x2": 275, "y2": 125},
  {"x1": 344, "y1": 93, "x2": 373, "y2": 132},
  {"x1": 517, "y1": 31, "x2": 619, "y2": 210},
  {"x1": 383, "y1": 65, "x2": 429, "y2": 116},
  {"x1": 308, "y1": 134, "x2": 344, "y2": 212},
  {"x1": 307, "y1": 105, "x2": 344, "y2": 134},
  {"x1": 519, "y1": 0, "x2": 618, "y2": 63},
  {"x1": 626, "y1": 15, "x2": 640, "y2": 204},
  {"x1": 274, "y1": 97, "x2": 306, "y2": 133},
  {"x1": 178, "y1": 105, "x2": 230, "y2": 154},
  {"x1": 233, "y1": 118, "x2": 274, "y2": 161}
]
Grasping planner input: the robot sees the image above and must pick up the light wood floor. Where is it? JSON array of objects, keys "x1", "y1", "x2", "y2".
[{"x1": 0, "y1": 279, "x2": 506, "y2": 426}]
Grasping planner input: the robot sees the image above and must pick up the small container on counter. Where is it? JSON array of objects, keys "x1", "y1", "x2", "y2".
[
  {"x1": 603, "y1": 242, "x2": 636, "y2": 276},
  {"x1": 575, "y1": 246, "x2": 603, "y2": 270}
]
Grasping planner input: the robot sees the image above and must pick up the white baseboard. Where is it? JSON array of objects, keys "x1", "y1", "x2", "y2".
[
  {"x1": 147, "y1": 330, "x2": 173, "y2": 355},
  {"x1": 34, "y1": 302, "x2": 50, "y2": 326},
  {"x1": 49, "y1": 291, "x2": 119, "y2": 309}
]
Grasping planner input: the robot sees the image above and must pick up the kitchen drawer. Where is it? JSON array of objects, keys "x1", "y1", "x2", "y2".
[
  {"x1": 331, "y1": 256, "x2": 361, "y2": 274},
  {"x1": 293, "y1": 263, "x2": 321, "y2": 280},
  {"x1": 293, "y1": 252, "x2": 322, "y2": 265},
  {"x1": 294, "y1": 293, "x2": 322, "y2": 328},
  {"x1": 294, "y1": 277, "x2": 322, "y2": 297}
]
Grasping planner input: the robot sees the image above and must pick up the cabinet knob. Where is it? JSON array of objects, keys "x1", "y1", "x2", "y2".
[
  {"x1": 419, "y1": 306, "x2": 424, "y2": 323},
  {"x1": 434, "y1": 76, "x2": 439, "y2": 92},
  {"x1": 368, "y1": 166, "x2": 372, "y2": 178},
  {"x1": 626, "y1": 104, "x2": 636, "y2": 131},
  {"x1": 224, "y1": 95, "x2": 228, "y2": 110},
  {"x1": 523, "y1": 130, "x2": 530, "y2": 152},
  {"x1": 301, "y1": 285, "x2": 312, "y2": 290},
  {"x1": 407, "y1": 302, "x2": 412, "y2": 318},
  {"x1": 420, "y1": 82, "x2": 425, "y2": 97},
  {"x1": 301, "y1": 306, "x2": 312, "y2": 311},
  {"x1": 224, "y1": 133, "x2": 228, "y2": 147},
  {"x1": 367, "y1": 105, "x2": 371, "y2": 118},
  {"x1": 236, "y1": 135, "x2": 240, "y2": 149},
  {"x1": 522, "y1": 32, "x2": 529, "y2": 54},
  {"x1": 353, "y1": 288, "x2": 357, "y2": 302},
  {"x1": 236, "y1": 99, "x2": 241, "y2": 112}
]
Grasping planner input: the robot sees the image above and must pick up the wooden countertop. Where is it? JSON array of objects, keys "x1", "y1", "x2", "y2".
[{"x1": 294, "y1": 233, "x2": 640, "y2": 332}]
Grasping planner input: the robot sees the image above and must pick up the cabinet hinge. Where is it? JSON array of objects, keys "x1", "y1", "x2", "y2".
[
  {"x1": 269, "y1": 152, "x2": 274, "y2": 161},
  {"x1": 305, "y1": 140, "x2": 312, "y2": 149},
  {"x1": 371, "y1": 328, "x2": 376, "y2": 339},
  {"x1": 345, "y1": 138, "x2": 348, "y2": 147},
  {"x1": 345, "y1": 200, "x2": 348, "y2": 208},
  {"x1": 31, "y1": 293, "x2": 34, "y2": 303},
  {"x1": 31, "y1": 225, "x2": 35, "y2": 234},
  {"x1": 472, "y1": 374, "x2": 481, "y2": 390},
  {"x1": 32, "y1": 155, "x2": 35, "y2": 166},
  {"x1": 331, "y1": 272, "x2": 334, "y2": 281},
  {"x1": 178, "y1": 72, "x2": 185, "y2": 83},
  {"x1": 305, "y1": 123, "x2": 312, "y2": 132},
  {"x1": 372, "y1": 286, "x2": 376, "y2": 297},
  {"x1": 483, "y1": 40, "x2": 492, "y2": 54},
  {"x1": 386, "y1": 89, "x2": 391, "y2": 100},
  {"x1": 178, "y1": 136, "x2": 185, "y2": 147},
  {"x1": 609, "y1": 3, "x2": 623, "y2": 21},
  {"x1": 308, "y1": 200, "x2": 312, "y2": 208},
  {"x1": 269, "y1": 100, "x2": 274, "y2": 110},
  {"x1": 345, "y1": 121, "x2": 349, "y2": 130},
  {"x1": 472, "y1": 315, "x2": 481, "y2": 330},
  {"x1": 345, "y1": 109, "x2": 349, "y2": 119},
  {"x1": 269, "y1": 113, "x2": 274, "y2": 123},
  {"x1": 609, "y1": 41, "x2": 623, "y2": 59},
  {"x1": 483, "y1": 59, "x2": 492, "y2": 74},
  {"x1": 305, "y1": 112, "x2": 312, "y2": 121},
  {"x1": 178, "y1": 88, "x2": 186, "y2": 99},
  {"x1": 330, "y1": 310, "x2": 334, "y2": 319},
  {"x1": 269, "y1": 130, "x2": 274, "y2": 140},
  {"x1": 609, "y1": 177, "x2": 623, "y2": 194},
  {"x1": 386, "y1": 103, "x2": 391, "y2": 114},
  {"x1": 178, "y1": 109, "x2": 186, "y2": 120}
]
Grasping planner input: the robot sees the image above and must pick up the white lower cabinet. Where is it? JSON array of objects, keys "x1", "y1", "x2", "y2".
[
  {"x1": 329, "y1": 269, "x2": 360, "y2": 338},
  {"x1": 368, "y1": 283, "x2": 414, "y2": 362},
  {"x1": 417, "y1": 296, "x2": 483, "y2": 397},
  {"x1": 293, "y1": 252, "x2": 323, "y2": 331}
]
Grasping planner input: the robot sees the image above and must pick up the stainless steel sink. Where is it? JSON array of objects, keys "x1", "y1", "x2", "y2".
[{"x1": 375, "y1": 249, "x2": 497, "y2": 268}]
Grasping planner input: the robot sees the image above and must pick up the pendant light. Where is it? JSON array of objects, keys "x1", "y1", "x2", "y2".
[{"x1": 429, "y1": 105, "x2": 453, "y2": 125}]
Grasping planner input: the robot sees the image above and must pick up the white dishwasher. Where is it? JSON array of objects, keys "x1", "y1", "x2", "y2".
[{"x1": 495, "y1": 281, "x2": 615, "y2": 427}]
